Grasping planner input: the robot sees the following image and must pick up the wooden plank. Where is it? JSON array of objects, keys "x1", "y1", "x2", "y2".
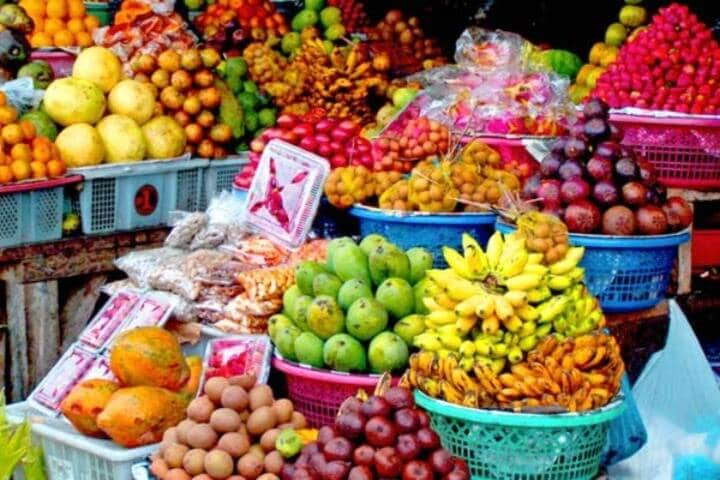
[
  {"x1": 60, "y1": 274, "x2": 107, "y2": 352},
  {"x1": 6, "y1": 279, "x2": 29, "y2": 401},
  {"x1": 605, "y1": 300, "x2": 669, "y2": 327},
  {"x1": 677, "y1": 239, "x2": 692, "y2": 295},
  {"x1": 26, "y1": 281, "x2": 60, "y2": 389}
]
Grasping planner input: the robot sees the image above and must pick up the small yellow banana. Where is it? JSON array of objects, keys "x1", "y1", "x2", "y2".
[
  {"x1": 474, "y1": 338, "x2": 492, "y2": 356},
  {"x1": 414, "y1": 333, "x2": 443, "y2": 351},
  {"x1": 549, "y1": 247, "x2": 585, "y2": 275},
  {"x1": 491, "y1": 343, "x2": 508, "y2": 358},
  {"x1": 523, "y1": 264, "x2": 549, "y2": 276},
  {"x1": 568, "y1": 267, "x2": 585, "y2": 282},
  {"x1": 441, "y1": 333, "x2": 462, "y2": 350},
  {"x1": 455, "y1": 316, "x2": 477, "y2": 335},
  {"x1": 538, "y1": 296, "x2": 569, "y2": 322},
  {"x1": 491, "y1": 358, "x2": 507, "y2": 375},
  {"x1": 455, "y1": 293, "x2": 487, "y2": 317},
  {"x1": 507, "y1": 346, "x2": 524, "y2": 364},
  {"x1": 423, "y1": 297, "x2": 445, "y2": 312},
  {"x1": 462, "y1": 233, "x2": 489, "y2": 279},
  {"x1": 505, "y1": 273, "x2": 543, "y2": 291},
  {"x1": 519, "y1": 334, "x2": 539, "y2": 352},
  {"x1": 459, "y1": 340, "x2": 476, "y2": 357},
  {"x1": 426, "y1": 310, "x2": 457, "y2": 326},
  {"x1": 475, "y1": 294, "x2": 496, "y2": 318},
  {"x1": 485, "y1": 231, "x2": 504, "y2": 270},
  {"x1": 435, "y1": 292, "x2": 458, "y2": 310},
  {"x1": 527, "y1": 286, "x2": 552, "y2": 303},
  {"x1": 502, "y1": 315, "x2": 523, "y2": 333},
  {"x1": 527, "y1": 252, "x2": 544, "y2": 264},
  {"x1": 504, "y1": 290, "x2": 528, "y2": 307},
  {"x1": 518, "y1": 320, "x2": 537, "y2": 338},
  {"x1": 516, "y1": 304, "x2": 539, "y2": 322},
  {"x1": 443, "y1": 247, "x2": 474, "y2": 279},
  {"x1": 482, "y1": 315, "x2": 500, "y2": 335},
  {"x1": 494, "y1": 295, "x2": 514, "y2": 321},
  {"x1": 548, "y1": 274, "x2": 573, "y2": 291}
]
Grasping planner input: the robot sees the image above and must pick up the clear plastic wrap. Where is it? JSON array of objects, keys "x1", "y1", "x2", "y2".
[
  {"x1": 114, "y1": 248, "x2": 186, "y2": 289},
  {"x1": 0, "y1": 78, "x2": 43, "y2": 114},
  {"x1": 190, "y1": 224, "x2": 227, "y2": 250},
  {"x1": 165, "y1": 212, "x2": 209, "y2": 248},
  {"x1": 454, "y1": 28, "x2": 532, "y2": 72},
  {"x1": 147, "y1": 254, "x2": 201, "y2": 300}
]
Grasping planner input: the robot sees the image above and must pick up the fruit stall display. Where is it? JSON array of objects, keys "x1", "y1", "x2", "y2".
[{"x1": 23, "y1": 0, "x2": 100, "y2": 48}]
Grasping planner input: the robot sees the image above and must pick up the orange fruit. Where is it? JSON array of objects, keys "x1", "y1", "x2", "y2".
[
  {"x1": 53, "y1": 30, "x2": 74, "y2": 47},
  {"x1": 44, "y1": 18, "x2": 65, "y2": 35},
  {"x1": 30, "y1": 32, "x2": 54, "y2": 48},
  {"x1": 10, "y1": 160, "x2": 31, "y2": 181},
  {"x1": 75, "y1": 31, "x2": 93, "y2": 47},
  {"x1": 0, "y1": 151, "x2": 7, "y2": 165},
  {"x1": 47, "y1": 159, "x2": 66, "y2": 178},
  {"x1": 30, "y1": 161, "x2": 48, "y2": 179},
  {"x1": 0, "y1": 106, "x2": 18, "y2": 125},
  {"x1": 29, "y1": 15, "x2": 44, "y2": 32},
  {"x1": 46, "y1": 0, "x2": 68, "y2": 19},
  {"x1": 84, "y1": 15, "x2": 100, "y2": 31},
  {"x1": 32, "y1": 141, "x2": 52, "y2": 163},
  {"x1": 11, "y1": 144, "x2": 32, "y2": 163},
  {"x1": 20, "y1": 0, "x2": 45, "y2": 18},
  {"x1": 67, "y1": 18, "x2": 84, "y2": 33},
  {"x1": 50, "y1": 143, "x2": 62, "y2": 160},
  {"x1": 19, "y1": 121, "x2": 36, "y2": 141},
  {"x1": 0, "y1": 92, "x2": 8, "y2": 107},
  {"x1": 2, "y1": 125, "x2": 24, "y2": 145},
  {"x1": 68, "y1": 0, "x2": 85, "y2": 18},
  {"x1": 0, "y1": 165, "x2": 12, "y2": 183}
]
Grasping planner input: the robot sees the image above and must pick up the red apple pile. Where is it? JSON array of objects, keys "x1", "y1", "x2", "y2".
[
  {"x1": 374, "y1": 116, "x2": 450, "y2": 172},
  {"x1": 282, "y1": 387, "x2": 470, "y2": 480},
  {"x1": 592, "y1": 3, "x2": 720, "y2": 114},
  {"x1": 524, "y1": 99, "x2": 693, "y2": 235},
  {"x1": 235, "y1": 109, "x2": 376, "y2": 189}
]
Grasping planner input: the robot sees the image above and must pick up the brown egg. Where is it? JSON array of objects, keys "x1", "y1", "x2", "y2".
[
  {"x1": 149, "y1": 458, "x2": 169, "y2": 478},
  {"x1": 163, "y1": 427, "x2": 179, "y2": 444},
  {"x1": 163, "y1": 443, "x2": 189, "y2": 469},
  {"x1": 259, "y1": 428, "x2": 280, "y2": 452},
  {"x1": 290, "y1": 411, "x2": 307, "y2": 429},
  {"x1": 228, "y1": 373, "x2": 256, "y2": 390},
  {"x1": 263, "y1": 450, "x2": 284, "y2": 474},
  {"x1": 191, "y1": 475, "x2": 212, "y2": 480},
  {"x1": 246, "y1": 406, "x2": 277, "y2": 436},
  {"x1": 204, "y1": 377, "x2": 229, "y2": 404},
  {"x1": 248, "y1": 385, "x2": 274, "y2": 411},
  {"x1": 220, "y1": 386, "x2": 249, "y2": 411},
  {"x1": 258, "y1": 474, "x2": 280, "y2": 480},
  {"x1": 182, "y1": 449, "x2": 207, "y2": 476},
  {"x1": 204, "y1": 450, "x2": 234, "y2": 479},
  {"x1": 187, "y1": 424, "x2": 218, "y2": 450},
  {"x1": 217, "y1": 431, "x2": 250, "y2": 458},
  {"x1": 237, "y1": 452, "x2": 264, "y2": 479},
  {"x1": 165, "y1": 468, "x2": 191, "y2": 480},
  {"x1": 187, "y1": 396, "x2": 215, "y2": 423},
  {"x1": 209, "y1": 408, "x2": 242, "y2": 433},
  {"x1": 271, "y1": 399, "x2": 293, "y2": 424},
  {"x1": 175, "y1": 419, "x2": 197, "y2": 445}
]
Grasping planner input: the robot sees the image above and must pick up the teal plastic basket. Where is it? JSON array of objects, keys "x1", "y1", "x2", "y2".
[
  {"x1": 348, "y1": 205, "x2": 496, "y2": 265},
  {"x1": 200, "y1": 155, "x2": 249, "y2": 210},
  {"x1": 415, "y1": 390, "x2": 625, "y2": 480}
]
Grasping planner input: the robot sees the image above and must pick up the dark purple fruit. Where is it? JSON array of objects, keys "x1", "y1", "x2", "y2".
[
  {"x1": 522, "y1": 173, "x2": 542, "y2": 200},
  {"x1": 383, "y1": 387, "x2": 414, "y2": 410},
  {"x1": 583, "y1": 98, "x2": 609, "y2": 119},
  {"x1": 622, "y1": 181, "x2": 648, "y2": 207},
  {"x1": 550, "y1": 138, "x2": 567, "y2": 154},
  {"x1": 537, "y1": 179, "x2": 562, "y2": 204},
  {"x1": 540, "y1": 152, "x2": 563, "y2": 177},
  {"x1": 564, "y1": 200, "x2": 601, "y2": 233},
  {"x1": 595, "y1": 141, "x2": 621, "y2": 161},
  {"x1": 587, "y1": 155, "x2": 613, "y2": 181},
  {"x1": 615, "y1": 157, "x2": 639, "y2": 182},
  {"x1": 609, "y1": 123, "x2": 623, "y2": 141},
  {"x1": 593, "y1": 181, "x2": 620, "y2": 206},
  {"x1": 583, "y1": 118, "x2": 610, "y2": 142},
  {"x1": 602, "y1": 206, "x2": 636, "y2": 235},
  {"x1": 558, "y1": 160, "x2": 585, "y2": 180},
  {"x1": 561, "y1": 178, "x2": 591, "y2": 203},
  {"x1": 637, "y1": 159, "x2": 657, "y2": 186},
  {"x1": 564, "y1": 137, "x2": 589, "y2": 159}
]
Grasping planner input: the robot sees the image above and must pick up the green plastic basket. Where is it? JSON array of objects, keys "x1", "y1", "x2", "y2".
[
  {"x1": 414, "y1": 391, "x2": 625, "y2": 480},
  {"x1": 85, "y1": 2, "x2": 111, "y2": 25}
]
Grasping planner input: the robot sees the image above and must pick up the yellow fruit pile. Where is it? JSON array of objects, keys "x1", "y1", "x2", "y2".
[{"x1": 23, "y1": 0, "x2": 100, "y2": 48}]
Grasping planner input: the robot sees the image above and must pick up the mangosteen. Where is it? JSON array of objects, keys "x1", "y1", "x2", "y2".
[
  {"x1": 615, "y1": 157, "x2": 639, "y2": 182},
  {"x1": 583, "y1": 118, "x2": 611, "y2": 143},
  {"x1": 564, "y1": 137, "x2": 589, "y2": 159},
  {"x1": 558, "y1": 159, "x2": 585, "y2": 180},
  {"x1": 539, "y1": 152, "x2": 563, "y2": 177},
  {"x1": 583, "y1": 99, "x2": 609, "y2": 119}
]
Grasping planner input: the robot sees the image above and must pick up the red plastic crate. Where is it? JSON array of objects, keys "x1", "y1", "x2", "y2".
[
  {"x1": 692, "y1": 229, "x2": 720, "y2": 270},
  {"x1": 610, "y1": 113, "x2": 720, "y2": 190}
]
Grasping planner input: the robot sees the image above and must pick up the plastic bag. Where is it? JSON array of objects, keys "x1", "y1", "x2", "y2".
[
  {"x1": 165, "y1": 212, "x2": 209, "y2": 248},
  {"x1": 114, "y1": 248, "x2": 186, "y2": 289},
  {"x1": 608, "y1": 300, "x2": 720, "y2": 479},
  {"x1": 454, "y1": 28, "x2": 532, "y2": 71},
  {"x1": 1, "y1": 78, "x2": 42, "y2": 114}
]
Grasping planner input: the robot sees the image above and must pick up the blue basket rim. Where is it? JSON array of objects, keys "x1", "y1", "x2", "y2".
[
  {"x1": 414, "y1": 390, "x2": 626, "y2": 427},
  {"x1": 495, "y1": 220, "x2": 690, "y2": 248},
  {"x1": 349, "y1": 204, "x2": 497, "y2": 225}
]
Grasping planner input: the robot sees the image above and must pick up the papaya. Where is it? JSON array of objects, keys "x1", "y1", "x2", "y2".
[
  {"x1": 179, "y1": 356, "x2": 203, "y2": 397},
  {"x1": 109, "y1": 327, "x2": 190, "y2": 390},
  {"x1": 97, "y1": 386, "x2": 187, "y2": 448},
  {"x1": 60, "y1": 379, "x2": 120, "y2": 437}
]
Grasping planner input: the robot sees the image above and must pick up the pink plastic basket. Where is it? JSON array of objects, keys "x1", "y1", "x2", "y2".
[
  {"x1": 610, "y1": 113, "x2": 720, "y2": 190},
  {"x1": 30, "y1": 50, "x2": 76, "y2": 78},
  {"x1": 272, "y1": 357, "x2": 397, "y2": 428}
]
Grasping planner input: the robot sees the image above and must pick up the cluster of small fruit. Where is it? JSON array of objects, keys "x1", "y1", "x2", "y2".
[
  {"x1": 284, "y1": 386, "x2": 470, "y2": 480},
  {"x1": 0, "y1": 92, "x2": 66, "y2": 184},
  {"x1": 235, "y1": 110, "x2": 373, "y2": 189},
  {"x1": 326, "y1": 0, "x2": 370, "y2": 34},
  {"x1": 194, "y1": 0, "x2": 288, "y2": 46},
  {"x1": 570, "y1": 0, "x2": 649, "y2": 102},
  {"x1": 150, "y1": 373, "x2": 310, "y2": 480},
  {"x1": 269, "y1": 235, "x2": 435, "y2": 375},
  {"x1": 285, "y1": 0, "x2": 347, "y2": 54},
  {"x1": 404, "y1": 332, "x2": 624, "y2": 412},
  {"x1": 593, "y1": 3, "x2": 720, "y2": 114},
  {"x1": 368, "y1": 83, "x2": 421, "y2": 137},
  {"x1": 130, "y1": 48, "x2": 234, "y2": 159},
  {"x1": 366, "y1": 10, "x2": 446, "y2": 75},
  {"x1": 374, "y1": 116, "x2": 450, "y2": 167},
  {"x1": 23, "y1": 0, "x2": 99, "y2": 48},
  {"x1": 217, "y1": 56, "x2": 277, "y2": 152},
  {"x1": 524, "y1": 99, "x2": 693, "y2": 235}
]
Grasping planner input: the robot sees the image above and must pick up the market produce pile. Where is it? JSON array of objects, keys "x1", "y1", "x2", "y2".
[
  {"x1": 592, "y1": 3, "x2": 720, "y2": 114},
  {"x1": 523, "y1": 99, "x2": 693, "y2": 234},
  {"x1": 269, "y1": 235, "x2": 434, "y2": 374},
  {"x1": 23, "y1": 0, "x2": 99, "y2": 48},
  {"x1": 401, "y1": 211, "x2": 624, "y2": 412}
]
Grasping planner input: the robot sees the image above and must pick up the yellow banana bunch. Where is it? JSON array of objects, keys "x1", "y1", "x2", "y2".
[
  {"x1": 462, "y1": 233, "x2": 489, "y2": 279},
  {"x1": 485, "y1": 231, "x2": 504, "y2": 270},
  {"x1": 548, "y1": 247, "x2": 585, "y2": 275}
]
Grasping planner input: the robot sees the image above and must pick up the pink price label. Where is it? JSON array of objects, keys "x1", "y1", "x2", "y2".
[
  {"x1": 81, "y1": 356, "x2": 117, "y2": 382},
  {"x1": 80, "y1": 291, "x2": 140, "y2": 350},
  {"x1": 31, "y1": 347, "x2": 96, "y2": 412},
  {"x1": 123, "y1": 298, "x2": 170, "y2": 329}
]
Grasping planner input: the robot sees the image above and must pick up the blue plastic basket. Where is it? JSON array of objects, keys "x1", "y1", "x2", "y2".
[
  {"x1": 496, "y1": 221, "x2": 690, "y2": 312},
  {"x1": 349, "y1": 205, "x2": 496, "y2": 264},
  {"x1": 415, "y1": 390, "x2": 625, "y2": 480}
]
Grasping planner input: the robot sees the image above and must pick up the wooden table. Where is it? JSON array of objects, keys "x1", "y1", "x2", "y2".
[{"x1": 0, "y1": 228, "x2": 168, "y2": 401}]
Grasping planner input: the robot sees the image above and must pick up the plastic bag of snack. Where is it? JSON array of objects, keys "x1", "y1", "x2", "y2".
[
  {"x1": 114, "y1": 248, "x2": 186, "y2": 289},
  {"x1": 454, "y1": 27, "x2": 533, "y2": 71},
  {"x1": 146, "y1": 254, "x2": 201, "y2": 300},
  {"x1": 190, "y1": 224, "x2": 227, "y2": 250},
  {"x1": 165, "y1": 212, "x2": 209, "y2": 248}
]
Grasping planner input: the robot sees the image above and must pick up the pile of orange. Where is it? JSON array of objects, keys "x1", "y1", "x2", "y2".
[
  {"x1": 22, "y1": 0, "x2": 100, "y2": 48},
  {"x1": 0, "y1": 93, "x2": 66, "y2": 185}
]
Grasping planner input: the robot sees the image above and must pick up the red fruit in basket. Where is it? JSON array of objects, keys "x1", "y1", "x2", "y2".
[
  {"x1": 622, "y1": 181, "x2": 648, "y2": 207},
  {"x1": 277, "y1": 114, "x2": 297, "y2": 129},
  {"x1": 559, "y1": 160, "x2": 585, "y2": 181},
  {"x1": 317, "y1": 426, "x2": 337, "y2": 447},
  {"x1": 429, "y1": 449, "x2": 454, "y2": 475},
  {"x1": 397, "y1": 433, "x2": 422, "y2": 460},
  {"x1": 537, "y1": 179, "x2": 562, "y2": 204},
  {"x1": 292, "y1": 466, "x2": 319, "y2": 480},
  {"x1": 280, "y1": 463, "x2": 296, "y2": 480},
  {"x1": 415, "y1": 427, "x2": 441, "y2": 451},
  {"x1": 593, "y1": 181, "x2": 620, "y2": 206},
  {"x1": 330, "y1": 154, "x2": 349, "y2": 168},
  {"x1": 348, "y1": 465, "x2": 374, "y2": 480},
  {"x1": 523, "y1": 173, "x2": 543, "y2": 200},
  {"x1": 374, "y1": 447, "x2": 402, "y2": 477},
  {"x1": 394, "y1": 408, "x2": 419, "y2": 433},
  {"x1": 309, "y1": 451, "x2": 327, "y2": 473},
  {"x1": 365, "y1": 416, "x2": 397, "y2": 447},
  {"x1": 315, "y1": 118, "x2": 336, "y2": 134},
  {"x1": 564, "y1": 200, "x2": 601, "y2": 233},
  {"x1": 361, "y1": 396, "x2": 391, "y2": 418},
  {"x1": 615, "y1": 157, "x2": 639, "y2": 183},
  {"x1": 324, "y1": 437, "x2": 353, "y2": 461},
  {"x1": 595, "y1": 141, "x2": 621, "y2": 161},
  {"x1": 293, "y1": 123, "x2": 314, "y2": 138},
  {"x1": 299, "y1": 136, "x2": 318, "y2": 153},
  {"x1": 353, "y1": 444, "x2": 376, "y2": 466},
  {"x1": 540, "y1": 152, "x2": 563, "y2": 177},
  {"x1": 663, "y1": 196, "x2": 693, "y2": 230},
  {"x1": 587, "y1": 155, "x2": 613, "y2": 181},
  {"x1": 561, "y1": 178, "x2": 591, "y2": 203},
  {"x1": 603, "y1": 205, "x2": 636, "y2": 235},
  {"x1": 331, "y1": 128, "x2": 351, "y2": 143},
  {"x1": 317, "y1": 143, "x2": 334, "y2": 158},
  {"x1": 402, "y1": 460, "x2": 434, "y2": 480},
  {"x1": 416, "y1": 409, "x2": 430, "y2": 428},
  {"x1": 322, "y1": 460, "x2": 351, "y2": 480},
  {"x1": 636, "y1": 205, "x2": 669, "y2": 235},
  {"x1": 336, "y1": 411, "x2": 366, "y2": 439},
  {"x1": 637, "y1": 159, "x2": 658, "y2": 186},
  {"x1": 446, "y1": 469, "x2": 471, "y2": 480}
]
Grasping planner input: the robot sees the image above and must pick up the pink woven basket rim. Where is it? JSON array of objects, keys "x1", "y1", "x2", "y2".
[
  {"x1": 610, "y1": 112, "x2": 720, "y2": 128},
  {"x1": 272, "y1": 356, "x2": 393, "y2": 386}
]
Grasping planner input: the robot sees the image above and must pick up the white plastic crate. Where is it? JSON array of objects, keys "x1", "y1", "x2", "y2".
[
  {"x1": 199, "y1": 155, "x2": 249, "y2": 210},
  {"x1": 0, "y1": 176, "x2": 81, "y2": 248},
  {"x1": 72, "y1": 157, "x2": 208, "y2": 235}
]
